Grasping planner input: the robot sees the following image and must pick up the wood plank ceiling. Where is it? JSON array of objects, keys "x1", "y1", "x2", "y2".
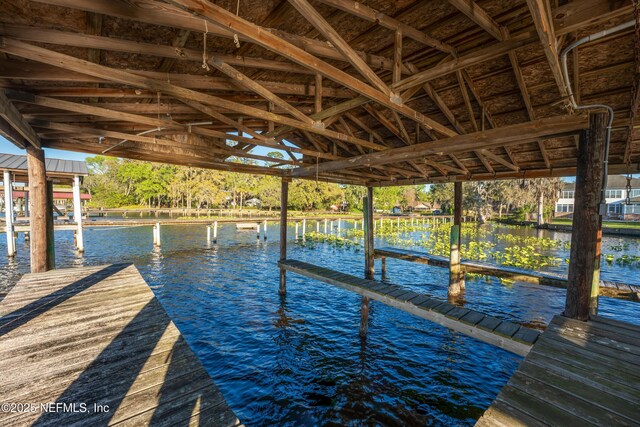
[{"x1": 0, "y1": 0, "x2": 637, "y2": 186}]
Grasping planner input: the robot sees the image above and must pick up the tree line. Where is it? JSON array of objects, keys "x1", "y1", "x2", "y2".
[{"x1": 84, "y1": 156, "x2": 562, "y2": 218}]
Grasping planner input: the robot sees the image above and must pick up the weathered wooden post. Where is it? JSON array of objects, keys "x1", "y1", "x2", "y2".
[
  {"x1": 26, "y1": 146, "x2": 51, "y2": 272},
  {"x1": 3, "y1": 170, "x2": 16, "y2": 257},
  {"x1": 361, "y1": 186, "x2": 375, "y2": 336},
  {"x1": 263, "y1": 219, "x2": 268, "y2": 241},
  {"x1": 381, "y1": 256, "x2": 387, "y2": 279},
  {"x1": 279, "y1": 178, "x2": 289, "y2": 295},
  {"x1": 337, "y1": 218, "x2": 341, "y2": 235},
  {"x1": 449, "y1": 181, "x2": 465, "y2": 298},
  {"x1": 295, "y1": 222, "x2": 299, "y2": 241},
  {"x1": 329, "y1": 220, "x2": 334, "y2": 234},
  {"x1": 565, "y1": 113, "x2": 606, "y2": 320},
  {"x1": 45, "y1": 180, "x2": 55, "y2": 270},
  {"x1": 316, "y1": 220, "x2": 320, "y2": 232},
  {"x1": 207, "y1": 225, "x2": 211, "y2": 245},
  {"x1": 72, "y1": 175, "x2": 84, "y2": 252},
  {"x1": 213, "y1": 221, "x2": 218, "y2": 243},
  {"x1": 256, "y1": 223, "x2": 261, "y2": 240}
]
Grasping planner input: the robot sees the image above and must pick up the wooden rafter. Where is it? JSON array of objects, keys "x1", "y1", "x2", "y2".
[
  {"x1": 446, "y1": 0, "x2": 503, "y2": 41},
  {"x1": 166, "y1": 0, "x2": 456, "y2": 137},
  {"x1": 0, "y1": 38, "x2": 386, "y2": 152},
  {"x1": 292, "y1": 115, "x2": 588, "y2": 176},
  {"x1": 315, "y1": 0, "x2": 455, "y2": 54},
  {"x1": 525, "y1": 0, "x2": 569, "y2": 99},
  {"x1": 288, "y1": 0, "x2": 391, "y2": 96},
  {"x1": 208, "y1": 58, "x2": 314, "y2": 125},
  {"x1": 0, "y1": 90, "x2": 40, "y2": 148}
]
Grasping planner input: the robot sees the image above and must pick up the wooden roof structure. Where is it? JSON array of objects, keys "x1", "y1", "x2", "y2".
[{"x1": 0, "y1": 0, "x2": 638, "y2": 186}]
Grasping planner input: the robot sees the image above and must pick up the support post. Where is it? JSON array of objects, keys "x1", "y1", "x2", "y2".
[
  {"x1": 449, "y1": 181, "x2": 465, "y2": 298},
  {"x1": 263, "y1": 219, "x2": 268, "y2": 241},
  {"x1": 26, "y1": 146, "x2": 50, "y2": 272},
  {"x1": 381, "y1": 256, "x2": 387, "y2": 279},
  {"x1": 279, "y1": 178, "x2": 289, "y2": 295},
  {"x1": 337, "y1": 218, "x2": 341, "y2": 235},
  {"x1": 207, "y1": 225, "x2": 211, "y2": 245},
  {"x1": 295, "y1": 222, "x2": 299, "y2": 241},
  {"x1": 45, "y1": 180, "x2": 55, "y2": 270},
  {"x1": 154, "y1": 222, "x2": 161, "y2": 246},
  {"x1": 257, "y1": 223, "x2": 261, "y2": 240},
  {"x1": 3, "y1": 170, "x2": 15, "y2": 257},
  {"x1": 213, "y1": 221, "x2": 218, "y2": 243},
  {"x1": 565, "y1": 113, "x2": 606, "y2": 320},
  {"x1": 536, "y1": 192, "x2": 545, "y2": 226},
  {"x1": 324, "y1": 218, "x2": 328, "y2": 234},
  {"x1": 363, "y1": 187, "x2": 375, "y2": 279},
  {"x1": 72, "y1": 175, "x2": 84, "y2": 252},
  {"x1": 302, "y1": 218, "x2": 306, "y2": 241},
  {"x1": 360, "y1": 186, "x2": 375, "y2": 337}
]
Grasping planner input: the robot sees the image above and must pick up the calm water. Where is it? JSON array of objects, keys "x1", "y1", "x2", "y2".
[{"x1": 0, "y1": 221, "x2": 639, "y2": 426}]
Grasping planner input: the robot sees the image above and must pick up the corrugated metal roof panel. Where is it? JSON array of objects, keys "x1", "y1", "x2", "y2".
[{"x1": 0, "y1": 153, "x2": 88, "y2": 176}]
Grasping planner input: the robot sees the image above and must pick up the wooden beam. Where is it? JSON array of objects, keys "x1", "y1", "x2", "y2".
[
  {"x1": 29, "y1": 0, "x2": 398, "y2": 73},
  {"x1": 525, "y1": 0, "x2": 569, "y2": 99},
  {"x1": 291, "y1": 115, "x2": 587, "y2": 176},
  {"x1": 314, "y1": 0, "x2": 456, "y2": 54},
  {"x1": 0, "y1": 117, "x2": 27, "y2": 148},
  {"x1": 447, "y1": 0, "x2": 503, "y2": 40},
  {"x1": 553, "y1": 0, "x2": 633, "y2": 36},
  {"x1": 478, "y1": 149, "x2": 519, "y2": 171},
  {"x1": 8, "y1": 91, "x2": 180, "y2": 129},
  {"x1": 0, "y1": 90, "x2": 40, "y2": 148},
  {"x1": 288, "y1": 0, "x2": 391, "y2": 96},
  {"x1": 394, "y1": 31, "x2": 537, "y2": 93},
  {"x1": 165, "y1": 0, "x2": 457, "y2": 137},
  {"x1": 0, "y1": 38, "x2": 384, "y2": 151},
  {"x1": 314, "y1": 74, "x2": 322, "y2": 114},
  {"x1": 474, "y1": 150, "x2": 494, "y2": 174},
  {"x1": 393, "y1": 30, "x2": 403, "y2": 85},
  {"x1": 208, "y1": 58, "x2": 314, "y2": 125},
  {"x1": 457, "y1": 71, "x2": 478, "y2": 132}
]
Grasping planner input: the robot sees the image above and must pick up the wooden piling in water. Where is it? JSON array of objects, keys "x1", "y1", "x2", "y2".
[
  {"x1": 264, "y1": 219, "x2": 268, "y2": 240},
  {"x1": 565, "y1": 112, "x2": 606, "y2": 320},
  {"x1": 324, "y1": 218, "x2": 328, "y2": 234},
  {"x1": 279, "y1": 178, "x2": 289, "y2": 295},
  {"x1": 3, "y1": 170, "x2": 15, "y2": 258},
  {"x1": 364, "y1": 187, "x2": 374, "y2": 280},
  {"x1": 302, "y1": 218, "x2": 306, "y2": 241},
  {"x1": 213, "y1": 221, "x2": 218, "y2": 243},
  {"x1": 72, "y1": 175, "x2": 84, "y2": 252},
  {"x1": 207, "y1": 225, "x2": 211, "y2": 244},
  {"x1": 359, "y1": 296, "x2": 370, "y2": 337},
  {"x1": 449, "y1": 181, "x2": 465, "y2": 298},
  {"x1": 295, "y1": 222, "x2": 299, "y2": 241},
  {"x1": 337, "y1": 218, "x2": 341, "y2": 235},
  {"x1": 257, "y1": 223, "x2": 261, "y2": 240}
]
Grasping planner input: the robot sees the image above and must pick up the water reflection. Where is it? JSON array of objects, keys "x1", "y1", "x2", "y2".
[{"x1": 0, "y1": 223, "x2": 638, "y2": 425}]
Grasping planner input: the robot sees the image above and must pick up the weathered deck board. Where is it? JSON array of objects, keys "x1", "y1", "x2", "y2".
[
  {"x1": 0, "y1": 264, "x2": 241, "y2": 427},
  {"x1": 476, "y1": 315, "x2": 640, "y2": 426},
  {"x1": 375, "y1": 247, "x2": 640, "y2": 300},
  {"x1": 279, "y1": 259, "x2": 540, "y2": 356}
]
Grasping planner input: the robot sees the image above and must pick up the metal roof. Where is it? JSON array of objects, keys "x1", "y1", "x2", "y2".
[{"x1": 0, "y1": 153, "x2": 88, "y2": 176}]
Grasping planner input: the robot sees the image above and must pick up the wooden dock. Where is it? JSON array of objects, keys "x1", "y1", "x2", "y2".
[
  {"x1": 0, "y1": 264, "x2": 241, "y2": 426},
  {"x1": 476, "y1": 315, "x2": 640, "y2": 426},
  {"x1": 279, "y1": 259, "x2": 540, "y2": 356},
  {"x1": 375, "y1": 247, "x2": 640, "y2": 301}
]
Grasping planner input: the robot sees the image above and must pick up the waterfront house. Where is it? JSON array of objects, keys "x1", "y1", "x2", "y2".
[{"x1": 556, "y1": 176, "x2": 640, "y2": 219}]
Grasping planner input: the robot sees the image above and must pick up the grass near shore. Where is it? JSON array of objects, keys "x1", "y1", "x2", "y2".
[{"x1": 552, "y1": 218, "x2": 640, "y2": 230}]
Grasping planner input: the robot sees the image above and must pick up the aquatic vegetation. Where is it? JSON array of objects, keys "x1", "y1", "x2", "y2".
[
  {"x1": 492, "y1": 246, "x2": 562, "y2": 270},
  {"x1": 302, "y1": 232, "x2": 360, "y2": 249}
]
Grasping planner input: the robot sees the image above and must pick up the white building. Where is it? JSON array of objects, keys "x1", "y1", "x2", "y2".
[{"x1": 555, "y1": 176, "x2": 640, "y2": 219}]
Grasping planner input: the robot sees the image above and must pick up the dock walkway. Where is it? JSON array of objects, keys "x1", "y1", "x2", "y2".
[
  {"x1": 375, "y1": 247, "x2": 640, "y2": 300},
  {"x1": 476, "y1": 315, "x2": 640, "y2": 426},
  {"x1": 0, "y1": 264, "x2": 241, "y2": 426},
  {"x1": 279, "y1": 259, "x2": 540, "y2": 356}
]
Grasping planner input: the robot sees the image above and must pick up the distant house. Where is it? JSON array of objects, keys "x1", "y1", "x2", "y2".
[
  {"x1": 555, "y1": 176, "x2": 640, "y2": 219},
  {"x1": 245, "y1": 198, "x2": 261, "y2": 208}
]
